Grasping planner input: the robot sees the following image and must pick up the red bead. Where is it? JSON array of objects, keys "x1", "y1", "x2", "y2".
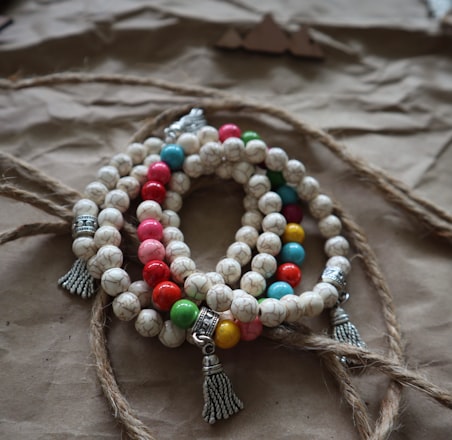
[
  {"x1": 137, "y1": 218, "x2": 163, "y2": 242},
  {"x1": 143, "y1": 260, "x2": 170, "y2": 288},
  {"x1": 152, "y1": 281, "x2": 182, "y2": 311},
  {"x1": 276, "y1": 263, "x2": 302, "y2": 287},
  {"x1": 141, "y1": 180, "x2": 166, "y2": 204},
  {"x1": 238, "y1": 317, "x2": 263, "y2": 341},
  {"x1": 281, "y1": 203, "x2": 304, "y2": 224},
  {"x1": 138, "y1": 239, "x2": 165, "y2": 264},
  {"x1": 219, "y1": 123, "x2": 241, "y2": 142},
  {"x1": 147, "y1": 161, "x2": 171, "y2": 185}
]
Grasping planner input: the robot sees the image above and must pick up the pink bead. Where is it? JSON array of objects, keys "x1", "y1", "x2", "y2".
[
  {"x1": 219, "y1": 123, "x2": 241, "y2": 142},
  {"x1": 137, "y1": 218, "x2": 163, "y2": 242},
  {"x1": 147, "y1": 161, "x2": 171, "y2": 185},
  {"x1": 138, "y1": 239, "x2": 165, "y2": 264},
  {"x1": 238, "y1": 317, "x2": 263, "y2": 341},
  {"x1": 281, "y1": 203, "x2": 304, "y2": 224}
]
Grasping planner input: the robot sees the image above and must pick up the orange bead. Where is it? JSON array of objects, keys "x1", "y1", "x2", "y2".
[
  {"x1": 214, "y1": 319, "x2": 241, "y2": 349},
  {"x1": 282, "y1": 223, "x2": 305, "y2": 244}
]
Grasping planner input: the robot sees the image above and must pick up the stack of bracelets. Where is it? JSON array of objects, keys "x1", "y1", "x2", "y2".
[{"x1": 59, "y1": 108, "x2": 365, "y2": 424}]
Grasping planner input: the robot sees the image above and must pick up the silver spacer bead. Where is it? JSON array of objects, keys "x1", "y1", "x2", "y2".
[
  {"x1": 321, "y1": 266, "x2": 347, "y2": 292},
  {"x1": 164, "y1": 108, "x2": 207, "y2": 142},
  {"x1": 72, "y1": 215, "x2": 98, "y2": 239},
  {"x1": 192, "y1": 307, "x2": 220, "y2": 339}
]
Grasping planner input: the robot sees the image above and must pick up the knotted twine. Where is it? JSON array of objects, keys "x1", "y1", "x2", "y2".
[{"x1": 1, "y1": 74, "x2": 452, "y2": 440}]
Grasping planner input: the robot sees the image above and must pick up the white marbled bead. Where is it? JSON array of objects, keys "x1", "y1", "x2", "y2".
[
  {"x1": 240, "y1": 271, "x2": 266, "y2": 297},
  {"x1": 143, "y1": 136, "x2": 164, "y2": 155},
  {"x1": 241, "y1": 210, "x2": 263, "y2": 230},
  {"x1": 113, "y1": 292, "x2": 141, "y2": 321},
  {"x1": 226, "y1": 241, "x2": 252, "y2": 266},
  {"x1": 94, "y1": 225, "x2": 121, "y2": 248},
  {"x1": 245, "y1": 139, "x2": 267, "y2": 164},
  {"x1": 183, "y1": 154, "x2": 204, "y2": 178},
  {"x1": 230, "y1": 293, "x2": 259, "y2": 323},
  {"x1": 247, "y1": 174, "x2": 271, "y2": 198},
  {"x1": 73, "y1": 198, "x2": 99, "y2": 217},
  {"x1": 163, "y1": 190, "x2": 183, "y2": 212},
  {"x1": 235, "y1": 225, "x2": 259, "y2": 248},
  {"x1": 283, "y1": 159, "x2": 306, "y2": 185},
  {"x1": 143, "y1": 154, "x2": 162, "y2": 166},
  {"x1": 160, "y1": 210, "x2": 180, "y2": 228},
  {"x1": 184, "y1": 272, "x2": 211, "y2": 301},
  {"x1": 86, "y1": 255, "x2": 103, "y2": 279},
  {"x1": 130, "y1": 165, "x2": 148, "y2": 185},
  {"x1": 297, "y1": 176, "x2": 320, "y2": 201},
  {"x1": 165, "y1": 240, "x2": 191, "y2": 263},
  {"x1": 177, "y1": 132, "x2": 200, "y2": 155},
  {"x1": 110, "y1": 153, "x2": 133, "y2": 177},
  {"x1": 97, "y1": 165, "x2": 120, "y2": 190},
  {"x1": 137, "y1": 200, "x2": 162, "y2": 222},
  {"x1": 169, "y1": 172, "x2": 191, "y2": 195},
  {"x1": 129, "y1": 280, "x2": 153, "y2": 308},
  {"x1": 313, "y1": 282, "x2": 339, "y2": 308},
  {"x1": 84, "y1": 181, "x2": 108, "y2": 205},
  {"x1": 232, "y1": 161, "x2": 255, "y2": 184},
  {"x1": 72, "y1": 236, "x2": 97, "y2": 260},
  {"x1": 259, "y1": 298, "x2": 287, "y2": 327},
  {"x1": 216, "y1": 258, "x2": 242, "y2": 285},
  {"x1": 170, "y1": 256, "x2": 196, "y2": 283},
  {"x1": 309, "y1": 194, "x2": 334, "y2": 219},
  {"x1": 223, "y1": 137, "x2": 245, "y2": 162},
  {"x1": 258, "y1": 191, "x2": 282, "y2": 215},
  {"x1": 243, "y1": 194, "x2": 259, "y2": 211},
  {"x1": 262, "y1": 212, "x2": 287, "y2": 235},
  {"x1": 205, "y1": 271, "x2": 225, "y2": 286},
  {"x1": 256, "y1": 231, "x2": 281, "y2": 256},
  {"x1": 265, "y1": 147, "x2": 288, "y2": 171},
  {"x1": 126, "y1": 142, "x2": 147, "y2": 165},
  {"x1": 104, "y1": 189, "x2": 130, "y2": 213},
  {"x1": 318, "y1": 214, "x2": 342, "y2": 238},
  {"x1": 95, "y1": 244, "x2": 123, "y2": 272},
  {"x1": 200, "y1": 141, "x2": 223, "y2": 168},
  {"x1": 101, "y1": 267, "x2": 130, "y2": 297},
  {"x1": 98, "y1": 207, "x2": 124, "y2": 230},
  {"x1": 116, "y1": 176, "x2": 140, "y2": 199},
  {"x1": 279, "y1": 295, "x2": 303, "y2": 322},
  {"x1": 206, "y1": 283, "x2": 233, "y2": 312},
  {"x1": 299, "y1": 291, "x2": 324, "y2": 317},
  {"x1": 326, "y1": 255, "x2": 351, "y2": 275},
  {"x1": 215, "y1": 161, "x2": 234, "y2": 180},
  {"x1": 325, "y1": 235, "x2": 350, "y2": 257},
  {"x1": 251, "y1": 253, "x2": 277, "y2": 278},
  {"x1": 135, "y1": 308, "x2": 163, "y2": 337},
  {"x1": 162, "y1": 226, "x2": 184, "y2": 245},
  {"x1": 197, "y1": 125, "x2": 219, "y2": 144},
  {"x1": 159, "y1": 320, "x2": 186, "y2": 348}
]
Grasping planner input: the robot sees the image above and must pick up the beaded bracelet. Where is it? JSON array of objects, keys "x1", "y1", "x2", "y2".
[{"x1": 59, "y1": 108, "x2": 365, "y2": 424}]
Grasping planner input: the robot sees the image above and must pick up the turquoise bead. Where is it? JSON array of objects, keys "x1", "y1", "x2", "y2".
[
  {"x1": 266, "y1": 170, "x2": 285, "y2": 189},
  {"x1": 280, "y1": 242, "x2": 306, "y2": 266},
  {"x1": 170, "y1": 299, "x2": 199, "y2": 329},
  {"x1": 276, "y1": 185, "x2": 298, "y2": 205},
  {"x1": 160, "y1": 144, "x2": 185, "y2": 170},
  {"x1": 267, "y1": 281, "x2": 294, "y2": 299}
]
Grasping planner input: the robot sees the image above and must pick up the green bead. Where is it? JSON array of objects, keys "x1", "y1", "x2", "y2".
[
  {"x1": 170, "y1": 299, "x2": 199, "y2": 329},
  {"x1": 266, "y1": 170, "x2": 286, "y2": 189},
  {"x1": 241, "y1": 130, "x2": 261, "y2": 144}
]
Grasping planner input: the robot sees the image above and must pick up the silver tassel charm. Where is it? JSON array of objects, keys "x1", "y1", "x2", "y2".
[{"x1": 58, "y1": 258, "x2": 96, "y2": 299}]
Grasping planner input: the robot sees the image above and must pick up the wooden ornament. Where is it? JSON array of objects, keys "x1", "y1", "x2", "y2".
[
  {"x1": 216, "y1": 27, "x2": 243, "y2": 50},
  {"x1": 289, "y1": 27, "x2": 324, "y2": 59}
]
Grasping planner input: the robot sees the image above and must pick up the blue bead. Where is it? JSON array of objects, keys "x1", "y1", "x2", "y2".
[
  {"x1": 160, "y1": 144, "x2": 185, "y2": 170},
  {"x1": 276, "y1": 185, "x2": 298, "y2": 205},
  {"x1": 280, "y1": 242, "x2": 305, "y2": 266},
  {"x1": 267, "y1": 281, "x2": 294, "y2": 299}
]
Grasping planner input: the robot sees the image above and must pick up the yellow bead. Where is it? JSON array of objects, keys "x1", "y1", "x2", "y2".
[
  {"x1": 282, "y1": 223, "x2": 305, "y2": 244},
  {"x1": 214, "y1": 319, "x2": 241, "y2": 349}
]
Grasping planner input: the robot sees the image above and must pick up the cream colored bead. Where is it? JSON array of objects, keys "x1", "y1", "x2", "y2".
[
  {"x1": 160, "y1": 210, "x2": 180, "y2": 228},
  {"x1": 226, "y1": 241, "x2": 252, "y2": 266},
  {"x1": 96, "y1": 244, "x2": 123, "y2": 272},
  {"x1": 98, "y1": 207, "x2": 124, "y2": 230},
  {"x1": 240, "y1": 271, "x2": 266, "y2": 297},
  {"x1": 143, "y1": 136, "x2": 164, "y2": 154},
  {"x1": 129, "y1": 280, "x2": 152, "y2": 307},
  {"x1": 126, "y1": 142, "x2": 147, "y2": 165},
  {"x1": 130, "y1": 165, "x2": 148, "y2": 185},
  {"x1": 243, "y1": 194, "x2": 259, "y2": 211},
  {"x1": 170, "y1": 256, "x2": 196, "y2": 283},
  {"x1": 113, "y1": 292, "x2": 141, "y2": 321},
  {"x1": 73, "y1": 198, "x2": 99, "y2": 217},
  {"x1": 84, "y1": 181, "x2": 108, "y2": 205},
  {"x1": 169, "y1": 171, "x2": 191, "y2": 195},
  {"x1": 101, "y1": 267, "x2": 130, "y2": 297},
  {"x1": 262, "y1": 212, "x2": 287, "y2": 235},
  {"x1": 143, "y1": 154, "x2": 162, "y2": 166},
  {"x1": 159, "y1": 320, "x2": 186, "y2": 348},
  {"x1": 183, "y1": 154, "x2": 204, "y2": 178},
  {"x1": 137, "y1": 200, "x2": 162, "y2": 222},
  {"x1": 259, "y1": 298, "x2": 287, "y2": 327},
  {"x1": 265, "y1": 147, "x2": 288, "y2": 171},
  {"x1": 309, "y1": 194, "x2": 334, "y2": 219},
  {"x1": 200, "y1": 141, "x2": 223, "y2": 168},
  {"x1": 205, "y1": 272, "x2": 225, "y2": 286},
  {"x1": 326, "y1": 256, "x2": 351, "y2": 275},
  {"x1": 241, "y1": 210, "x2": 263, "y2": 230},
  {"x1": 279, "y1": 295, "x2": 303, "y2": 322},
  {"x1": 197, "y1": 125, "x2": 219, "y2": 144},
  {"x1": 313, "y1": 282, "x2": 339, "y2": 308},
  {"x1": 215, "y1": 161, "x2": 234, "y2": 179},
  {"x1": 184, "y1": 272, "x2": 211, "y2": 301},
  {"x1": 135, "y1": 309, "x2": 163, "y2": 337},
  {"x1": 206, "y1": 283, "x2": 233, "y2": 312},
  {"x1": 299, "y1": 291, "x2": 324, "y2": 317},
  {"x1": 258, "y1": 191, "x2": 282, "y2": 215},
  {"x1": 72, "y1": 236, "x2": 97, "y2": 260},
  {"x1": 297, "y1": 176, "x2": 320, "y2": 201},
  {"x1": 251, "y1": 253, "x2": 277, "y2": 278},
  {"x1": 94, "y1": 225, "x2": 121, "y2": 248},
  {"x1": 87, "y1": 255, "x2": 103, "y2": 279},
  {"x1": 104, "y1": 189, "x2": 130, "y2": 213},
  {"x1": 230, "y1": 294, "x2": 259, "y2": 323},
  {"x1": 219, "y1": 310, "x2": 234, "y2": 321},
  {"x1": 318, "y1": 214, "x2": 342, "y2": 238},
  {"x1": 163, "y1": 190, "x2": 183, "y2": 212},
  {"x1": 245, "y1": 139, "x2": 267, "y2": 164},
  {"x1": 232, "y1": 161, "x2": 255, "y2": 184},
  {"x1": 110, "y1": 153, "x2": 133, "y2": 176},
  {"x1": 177, "y1": 132, "x2": 200, "y2": 154},
  {"x1": 223, "y1": 137, "x2": 245, "y2": 162},
  {"x1": 216, "y1": 258, "x2": 241, "y2": 285},
  {"x1": 116, "y1": 176, "x2": 140, "y2": 199},
  {"x1": 283, "y1": 159, "x2": 306, "y2": 185},
  {"x1": 97, "y1": 165, "x2": 120, "y2": 189},
  {"x1": 247, "y1": 174, "x2": 271, "y2": 198},
  {"x1": 256, "y1": 231, "x2": 281, "y2": 256},
  {"x1": 165, "y1": 240, "x2": 191, "y2": 263},
  {"x1": 162, "y1": 226, "x2": 184, "y2": 245},
  {"x1": 235, "y1": 225, "x2": 259, "y2": 248},
  {"x1": 325, "y1": 235, "x2": 350, "y2": 257}
]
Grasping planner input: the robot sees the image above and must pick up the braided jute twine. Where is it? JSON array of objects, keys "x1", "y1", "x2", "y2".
[{"x1": 1, "y1": 74, "x2": 452, "y2": 440}]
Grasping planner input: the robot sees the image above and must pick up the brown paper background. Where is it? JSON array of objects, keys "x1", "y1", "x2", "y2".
[{"x1": 1, "y1": 1, "x2": 452, "y2": 439}]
